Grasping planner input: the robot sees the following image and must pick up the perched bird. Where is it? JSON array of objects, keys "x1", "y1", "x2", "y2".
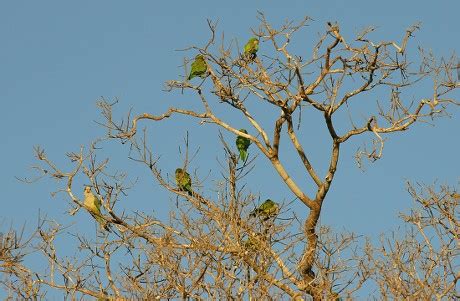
[
  {"x1": 236, "y1": 129, "x2": 251, "y2": 162},
  {"x1": 250, "y1": 199, "x2": 279, "y2": 220},
  {"x1": 188, "y1": 55, "x2": 208, "y2": 80},
  {"x1": 83, "y1": 186, "x2": 109, "y2": 231},
  {"x1": 175, "y1": 168, "x2": 193, "y2": 196},
  {"x1": 243, "y1": 37, "x2": 259, "y2": 60}
]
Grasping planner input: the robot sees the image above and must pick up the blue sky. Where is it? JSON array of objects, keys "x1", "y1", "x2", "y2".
[{"x1": 1, "y1": 0, "x2": 459, "y2": 298}]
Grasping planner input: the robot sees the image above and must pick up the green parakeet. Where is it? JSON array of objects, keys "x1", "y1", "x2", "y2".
[
  {"x1": 83, "y1": 186, "x2": 109, "y2": 231},
  {"x1": 243, "y1": 37, "x2": 259, "y2": 60},
  {"x1": 236, "y1": 129, "x2": 251, "y2": 162},
  {"x1": 188, "y1": 55, "x2": 208, "y2": 80},
  {"x1": 250, "y1": 199, "x2": 279, "y2": 220},
  {"x1": 175, "y1": 168, "x2": 193, "y2": 196}
]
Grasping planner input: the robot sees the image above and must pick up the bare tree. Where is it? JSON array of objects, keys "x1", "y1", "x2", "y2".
[
  {"x1": 1, "y1": 14, "x2": 458, "y2": 300},
  {"x1": 360, "y1": 184, "x2": 459, "y2": 300}
]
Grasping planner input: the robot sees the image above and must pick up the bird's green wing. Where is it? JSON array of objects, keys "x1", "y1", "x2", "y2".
[
  {"x1": 260, "y1": 200, "x2": 278, "y2": 215},
  {"x1": 251, "y1": 199, "x2": 279, "y2": 219},
  {"x1": 94, "y1": 195, "x2": 102, "y2": 213},
  {"x1": 236, "y1": 136, "x2": 249, "y2": 161},
  {"x1": 188, "y1": 55, "x2": 208, "y2": 80},
  {"x1": 182, "y1": 173, "x2": 192, "y2": 195},
  {"x1": 244, "y1": 38, "x2": 259, "y2": 55},
  {"x1": 238, "y1": 148, "x2": 247, "y2": 162},
  {"x1": 176, "y1": 168, "x2": 193, "y2": 195},
  {"x1": 236, "y1": 129, "x2": 251, "y2": 162},
  {"x1": 83, "y1": 188, "x2": 109, "y2": 231}
]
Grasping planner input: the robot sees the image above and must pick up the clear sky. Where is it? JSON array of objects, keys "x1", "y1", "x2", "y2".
[{"x1": 1, "y1": 1, "x2": 459, "y2": 298}]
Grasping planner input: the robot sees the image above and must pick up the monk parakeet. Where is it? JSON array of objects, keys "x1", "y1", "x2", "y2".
[
  {"x1": 250, "y1": 199, "x2": 279, "y2": 220},
  {"x1": 188, "y1": 55, "x2": 208, "y2": 80},
  {"x1": 83, "y1": 186, "x2": 109, "y2": 231},
  {"x1": 236, "y1": 129, "x2": 251, "y2": 162},
  {"x1": 175, "y1": 168, "x2": 192, "y2": 196},
  {"x1": 243, "y1": 37, "x2": 259, "y2": 60}
]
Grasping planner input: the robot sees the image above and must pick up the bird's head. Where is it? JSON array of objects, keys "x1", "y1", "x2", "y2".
[
  {"x1": 249, "y1": 37, "x2": 259, "y2": 45},
  {"x1": 195, "y1": 54, "x2": 204, "y2": 60},
  {"x1": 265, "y1": 199, "x2": 275, "y2": 205},
  {"x1": 84, "y1": 186, "x2": 92, "y2": 195},
  {"x1": 239, "y1": 129, "x2": 248, "y2": 134},
  {"x1": 175, "y1": 168, "x2": 183, "y2": 175}
]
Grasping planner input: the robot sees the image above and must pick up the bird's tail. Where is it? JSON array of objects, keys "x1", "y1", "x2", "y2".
[
  {"x1": 95, "y1": 215, "x2": 110, "y2": 232},
  {"x1": 185, "y1": 185, "x2": 193, "y2": 196},
  {"x1": 239, "y1": 150, "x2": 247, "y2": 162}
]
